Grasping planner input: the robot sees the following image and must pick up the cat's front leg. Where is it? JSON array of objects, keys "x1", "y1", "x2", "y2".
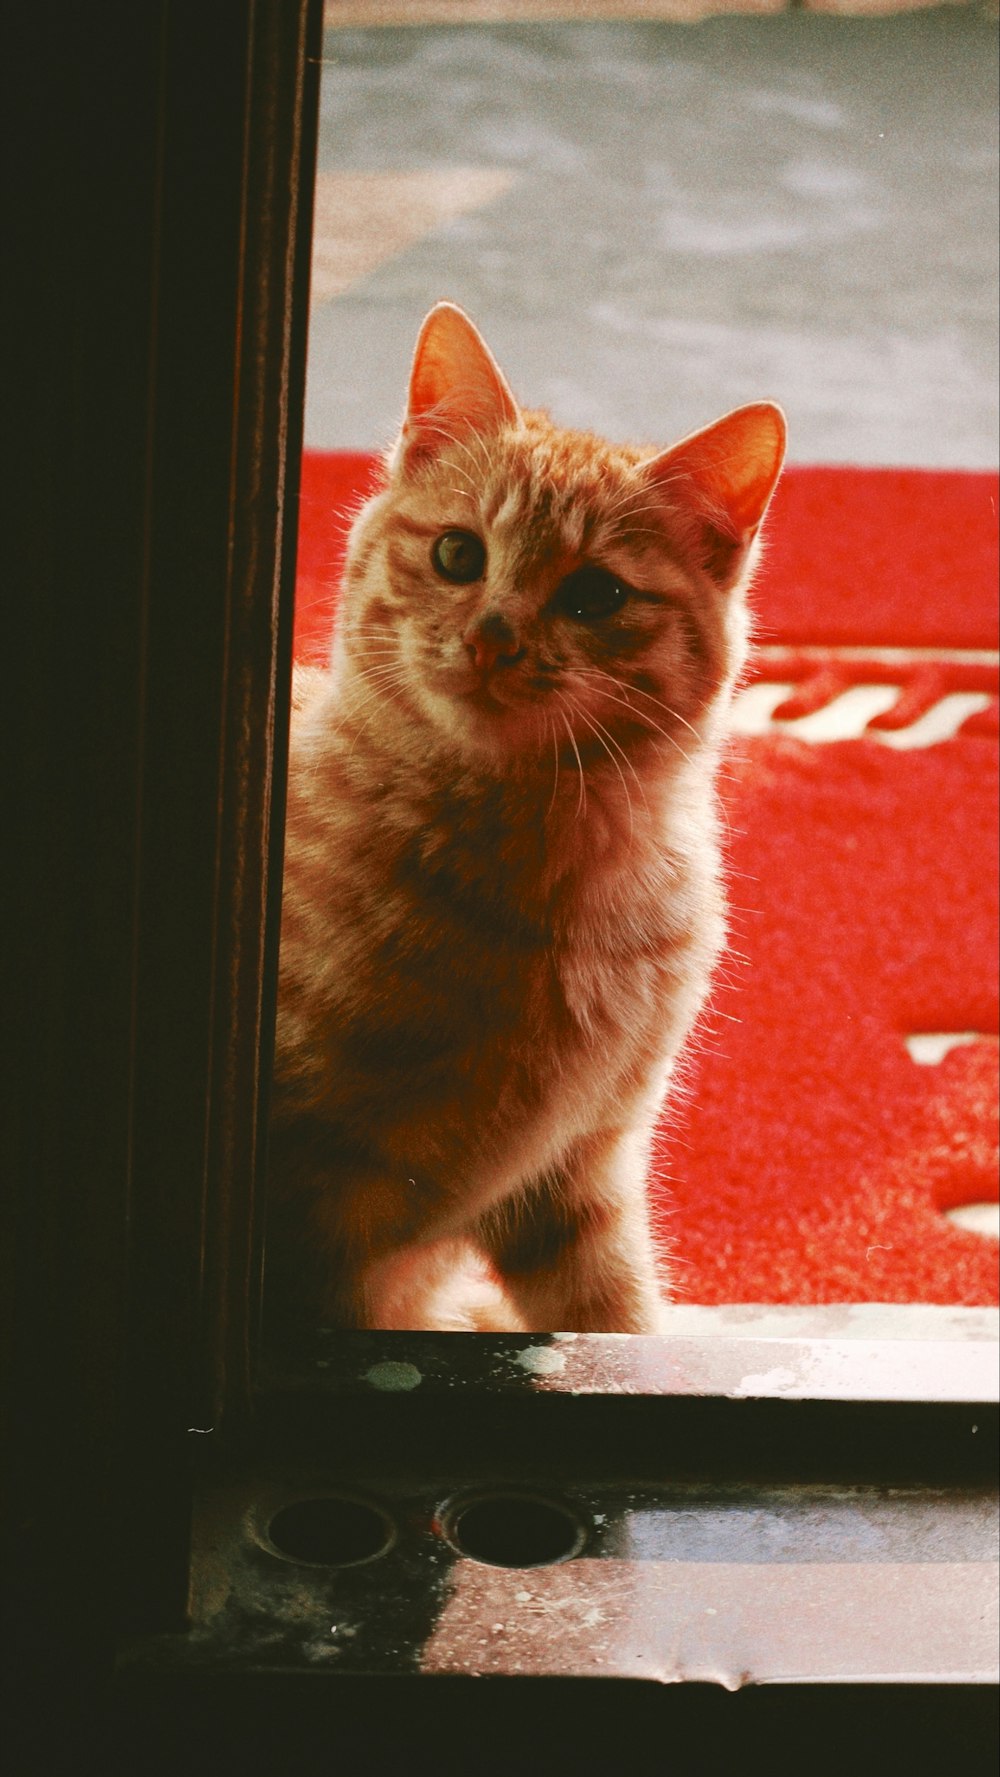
[
  {"x1": 477, "y1": 1128, "x2": 667, "y2": 1333},
  {"x1": 265, "y1": 1126, "x2": 459, "y2": 1336},
  {"x1": 361, "y1": 1239, "x2": 525, "y2": 1331}
]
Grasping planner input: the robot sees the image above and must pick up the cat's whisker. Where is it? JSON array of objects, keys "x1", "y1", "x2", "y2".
[
  {"x1": 343, "y1": 661, "x2": 415, "y2": 715},
  {"x1": 339, "y1": 687, "x2": 413, "y2": 741},
  {"x1": 448, "y1": 423, "x2": 494, "y2": 480},
  {"x1": 553, "y1": 695, "x2": 587, "y2": 820},
  {"x1": 443, "y1": 460, "x2": 480, "y2": 497},
  {"x1": 585, "y1": 680, "x2": 692, "y2": 748},
  {"x1": 350, "y1": 678, "x2": 412, "y2": 703},
  {"x1": 596, "y1": 717, "x2": 649, "y2": 819},
  {"x1": 612, "y1": 526, "x2": 676, "y2": 545},
  {"x1": 339, "y1": 694, "x2": 400, "y2": 749},
  {"x1": 572, "y1": 697, "x2": 648, "y2": 815},
  {"x1": 580, "y1": 721, "x2": 635, "y2": 840},
  {"x1": 588, "y1": 478, "x2": 647, "y2": 522},
  {"x1": 600, "y1": 493, "x2": 667, "y2": 529},
  {"x1": 546, "y1": 717, "x2": 561, "y2": 819},
  {"x1": 404, "y1": 429, "x2": 479, "y2": 493},
  {"x1": 581, "y1": 666, "x2": 708, "y2": 750},
  {"x1": 414, "y1": 419, "x2": 490, "y2": 491},
  {"x1": 600, "y1": 674, "x2": 707, "y2": 747},
  {"x1": 570, "y1": 671, "x2": 696, "y2": 769},
  {"x1": 353, "y1": 655, "x2": 411, "y2": 678},
  {"x1": 349, "y1": 674, "x2": 415, "y2": 712},
  {"x1": 594, "y1": 487, "x2": 672, "y2": 533},
  {"x1": 560, "y1": 692, "x2": 637, "y2": 842},
  {"x1": 293, "y1": 586, "x2": 339, "y2": 613},
  {"x1": 338, "y1": 632, "x2": 400, "y2": 651},
  {"x1": 343, "y1": 674, "x2": 414, "y2": 756}
]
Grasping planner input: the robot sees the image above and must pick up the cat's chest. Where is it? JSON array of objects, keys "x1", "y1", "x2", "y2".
[
  {"x1": 440, "y1": 851, "x2": 703, "y2": 1071},
  {"x1": 285, "y1": 776, "x2": 712, "y2": 1081},
  {"x1": 548, "y1": 886, "x2": 703, "y2": 1057},
  {"x1": 384, "y1": 805, "x2": 707, "y2": 1039}
]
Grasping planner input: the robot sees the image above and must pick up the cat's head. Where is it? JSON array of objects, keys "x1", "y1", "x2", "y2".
[{"x1": 336, "y1": 303, "x2": 785, "y2": 778}]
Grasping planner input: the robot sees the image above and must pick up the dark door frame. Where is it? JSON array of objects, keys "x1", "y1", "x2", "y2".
[{"x1": 4, "y1": 0, "x2": 323, "y2": 1727}]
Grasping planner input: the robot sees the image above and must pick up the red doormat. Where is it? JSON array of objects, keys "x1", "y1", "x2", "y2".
[{"x1": 294, "y1": 453, "x2": 999, "y2": 1306}]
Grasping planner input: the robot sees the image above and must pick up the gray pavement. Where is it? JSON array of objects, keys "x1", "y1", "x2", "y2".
[{"x1": 305, "y1": 6, "x2": 998, "y2": 465}]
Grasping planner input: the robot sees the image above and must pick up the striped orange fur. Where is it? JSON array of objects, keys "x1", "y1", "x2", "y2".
[{"x1": 266, "y1": 304, "x2": 785, "y2": 1334}]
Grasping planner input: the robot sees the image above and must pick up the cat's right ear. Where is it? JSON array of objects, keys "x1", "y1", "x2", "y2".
[
  {"x1": 644, "y1": 402, "x2": 787, "y2": 592},
  {"x1": 396, "y1": 303, "x2": 520, "y2": 469}
]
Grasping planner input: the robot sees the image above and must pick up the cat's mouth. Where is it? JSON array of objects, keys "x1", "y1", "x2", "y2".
[
  {"x1": 435, "y1": 662, "x2": 539, "y2": 715},
  {"x1": 460, "y1": 680, "x2": 520, "y2": 712}
]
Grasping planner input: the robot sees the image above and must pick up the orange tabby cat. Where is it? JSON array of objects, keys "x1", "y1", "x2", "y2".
[{"x1": 266, "y1": 302, "x2": 785, "y2": 1336}]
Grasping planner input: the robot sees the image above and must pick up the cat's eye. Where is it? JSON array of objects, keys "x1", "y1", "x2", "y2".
[
  {"x1": 555, "y1": 565, "x2": 629, "y2": 621},
  {"x1": 432, "y1": 529, "x2": 486, "y2": 584}
]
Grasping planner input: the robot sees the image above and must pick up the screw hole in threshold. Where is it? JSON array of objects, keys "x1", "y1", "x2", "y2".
[
  {"x1": 442, "y1": 1491, "x2": 587, "y2": 1568},
  {"x1": 266, "y1": 1495, "x2": 396, "y2": 1567}
]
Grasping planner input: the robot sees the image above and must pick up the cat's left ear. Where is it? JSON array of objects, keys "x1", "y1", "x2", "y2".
[
  {"x1": 644, "y1": 402, "x2": 787, "y2": 591},
  {"x1": 399, "y1": 302, "x2": 520, "y2": 467}
]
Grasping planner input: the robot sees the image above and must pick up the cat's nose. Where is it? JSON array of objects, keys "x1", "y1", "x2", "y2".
[{"x1": 464, "y1": 611, "x2": 523, "y2": 673}]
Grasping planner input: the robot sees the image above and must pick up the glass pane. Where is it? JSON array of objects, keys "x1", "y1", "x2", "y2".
[{"x1": 266, "y1": 1, "x2": 999, "y2": 1340}]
